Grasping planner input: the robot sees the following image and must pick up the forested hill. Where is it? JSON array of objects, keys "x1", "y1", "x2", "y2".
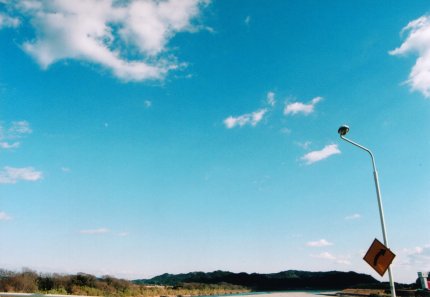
[{"x1": 134, "y1": 270, "x2": 379, "y2": 290}]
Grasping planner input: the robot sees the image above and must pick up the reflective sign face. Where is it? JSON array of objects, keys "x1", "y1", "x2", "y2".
[{"x1": 363, "y1": 238, "x2": 396, "y2": 277}]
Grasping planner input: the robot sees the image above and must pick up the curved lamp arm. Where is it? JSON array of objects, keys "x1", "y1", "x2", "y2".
[{"x1": 340, "y1": 135, "x2": 377, "y2": 172}]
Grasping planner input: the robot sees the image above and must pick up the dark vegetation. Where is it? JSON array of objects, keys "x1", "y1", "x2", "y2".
[
  {"x1": 0, "y1": 269, "x2": 248, "y2": 296},
  {"x1": 135, "y1": 270, "x2": 381, "y2": 291},
  {"x1": 3, "y1": 268, "x2": 419, "y2": 296},
  {"x1": 350, "y1": 281, "x2": 419, "y2": 290}
]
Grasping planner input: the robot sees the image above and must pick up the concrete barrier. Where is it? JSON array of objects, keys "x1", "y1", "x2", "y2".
[{"x1": 418, "y1": 272, "x2": 429, "y2": 290}]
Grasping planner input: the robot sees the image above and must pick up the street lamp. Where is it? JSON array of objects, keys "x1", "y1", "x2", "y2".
[{"x1": 338, "y1": 125, "x2": 396, "y2": 297}]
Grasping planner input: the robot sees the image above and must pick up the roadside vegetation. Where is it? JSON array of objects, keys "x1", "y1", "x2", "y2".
[{"x1": 0, "y1": 269, "x2": 250, "y2": 297}]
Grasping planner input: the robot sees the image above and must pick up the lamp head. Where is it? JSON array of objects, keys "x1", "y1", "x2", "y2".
[{"x1": 338, "y1": 125, "x2": 350, "y2": 136}]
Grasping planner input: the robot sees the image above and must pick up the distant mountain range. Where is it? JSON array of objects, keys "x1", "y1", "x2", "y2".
[{"x1": 134, "y1": 270, "x2": 380, "y2": 291}]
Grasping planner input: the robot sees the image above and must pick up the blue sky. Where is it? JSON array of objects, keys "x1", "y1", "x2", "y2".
[{"x1": 0, "y1": 0, "x2": 429, "y2": 284}]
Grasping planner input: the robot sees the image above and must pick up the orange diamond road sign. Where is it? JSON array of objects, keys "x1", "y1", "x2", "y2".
[{"x1": 363, "y1": 238, "x2": 396, "y2": 277}]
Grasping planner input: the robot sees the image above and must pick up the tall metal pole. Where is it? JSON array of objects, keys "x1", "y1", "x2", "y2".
[{"x1": 340, "y1": 134, "x2": 396, "y2": 297}]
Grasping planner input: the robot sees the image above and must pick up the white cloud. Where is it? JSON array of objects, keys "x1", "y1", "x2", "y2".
[
  {"x1": 390, "y1": 15, "x2": 430, "y2": 97},
  {"x1": 224, "y1": 108, "x2": 268, "y2": 129},
  {"x1": 80, "y1": 228, "x2": 110, "y2": 235},
  {"x1": 0, "y1": 12, "x2": 20, "y2": 29},
  {"x1": 9, "y1": 121, "x2": 32, "y2": 135},
  {"x1": 336, "y1": 259, "x2": 352, "y2": 265},
  {"x1": 266, "y1": 91, "x2": 276, "y2": 107},
  {"x1": 301, "y1": 144, "x2": 340, "y2": 165},
  {"x1": 223, "y1": 91, "x2": 277, "y2": 129},
  {"x1": 345, "y1": 213, "x2": 361, "y2": 220},
  {"x1": 306, "y1": 239, "x2": 333, "y2": 247},
  {"x1": 311, "y1": 252, "x2": 336, "y2": 260},
  {"x1": 16, "y1": 1, "x2": 43, "y2": 10},
  {"x1": 252, "y1": 109, "x2": 266, "y2": 123},
  {"x1": 310, "y1": 252, "x2": 351, "y2": 265},
  {"x1": 117, "y1": 232, "x2": 129, "y2": 237},
  {"x1": 0, "y1": 121, "x2": 31, "y2": 150},
  {"x1": 0, "y1": 141, "x2": 20, "y2": 149},
  {"x1": 284, "y1": 96, "x2": 322, "y2": 115},
  {"x1": 5, "y1": 0, "x2": 209, "y2": 81},
  {"x1": 0, "y1": 166, "x2": 43, "y2": 184},
  {"x1": 399, "y1": 244, "x2": 430, "y2": 269},
  {"x1": 0, "y1": 121, "x2": 32, "y2": 149},
  {"x1": 0, "y1": 211, "x2": 12, "y2": 221}
]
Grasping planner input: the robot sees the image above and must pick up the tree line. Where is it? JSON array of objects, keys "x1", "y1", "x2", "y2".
[{"x1": 0, "y1": 269, "x2": 249, "y2": 297}]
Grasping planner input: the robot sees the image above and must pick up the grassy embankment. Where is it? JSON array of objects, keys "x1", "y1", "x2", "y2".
[{"x1": 0, "y1": 269, "x2": 250, "y2": 297}]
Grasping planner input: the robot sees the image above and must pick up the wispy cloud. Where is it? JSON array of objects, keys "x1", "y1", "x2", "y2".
[
  {"x1": 311, "y1": 252, "x2": 351, "y2": 265},
  {"x1": 224, "y1": 90, "x2": 277, "y2": 129},
  {"x1": 9, "y1": 121, "x2": 32, "y2": 135},
  {"x1": 296, "y1": 141, "x2": 312, "y2": 150},
  {"x1": 0, "y1": 211, "x2": 12, "y2": 221},
  {"x1": 311, "y1": 252, "x2": 336, "y2": 260},
  {"x1": 301, "y1": 144, "x2": 340, "y2": 165},
  {"x1": 406, "y1": 245, "x2": 430, "y2": 262},
  {"x1": 306, "y1": 239, "x2": 333, "y2": 247},
  {"x1": 398, "y1": 244, "x2": 430, "y2": 269},
  {"x1": 280, "y1": 127, "x2": 291, "y2": 135},
  {"x1": 390, "y1": 15, "x2": 430, "y2": 97},
  {"x1": 0, "y1": 142, "x2": 20, "y2": 149},
  {"x1": 224, "y1": 108, "x2": 268, "y2": 129},
  {"x1": 0, "y1": 12, "x2": 20, "y2": 29},
  {"x1": 3, "y1": 0, "x2": 210, "y2": 82},
  {"x1": 244, "y1": 15, "x2": 251, "y2": 26},
  {"x1": 0, "y1": 166, "x2": 43, "y2": 184},
  {"x1": 80, "y1": 228, "x2": 110, "y2": 235},
  {"x1": 284, "y1": 96, "x2": 322, "y2": 116},
  {"x1": 0, "y1": 121, "x2": 32, "y2": 150},
  {"x1": 345, "y1": 213, "x2": 361, "y2": 220},
  {"x1": 266, "y1": 91, "x2": 276, "y2": 107}
]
